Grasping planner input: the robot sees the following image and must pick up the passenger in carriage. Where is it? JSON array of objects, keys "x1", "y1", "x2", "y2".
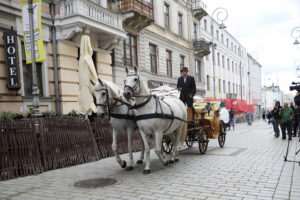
[{"x1": 177, "y1": 66, "x2": 196, "y2": 108}]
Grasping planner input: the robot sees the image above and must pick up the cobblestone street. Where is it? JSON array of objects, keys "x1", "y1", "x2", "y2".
[{"x1": 1, "y1": 120, "x2": 300, "y2": 200}]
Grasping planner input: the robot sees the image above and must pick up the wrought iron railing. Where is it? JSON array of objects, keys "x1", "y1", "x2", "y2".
[
  {"x1": 191, "y1": 0, "x2": 207, "y2": 11},
  {"x1": 120, "y1": 0, "x2": 153, "y2": 19}
]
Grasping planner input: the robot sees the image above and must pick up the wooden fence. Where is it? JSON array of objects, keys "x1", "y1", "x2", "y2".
[{"x1": 0, "y1": 117, "x2": 148, "y2": 181}]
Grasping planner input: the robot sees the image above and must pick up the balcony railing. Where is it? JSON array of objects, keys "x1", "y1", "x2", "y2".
[
  {"x1": 191, "y1": 0, "x2": 207, "y2": 20},
  {"x1": 191, "y1": 0, "x2": 207, "y2": 11},
  {"x1": 193, "y1": 39, "x2": 211, "y2": 57},
  {"x1": 61, "y1": 0, "x2": 123, "y2": 30},
  {"x1": 120, "y1": 0, "x2": 153, "y2": 20}
]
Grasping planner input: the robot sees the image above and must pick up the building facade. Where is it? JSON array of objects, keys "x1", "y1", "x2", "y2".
[
  {"x1": 261, "y1": 85, "x2": 284, "y2": 111},
  {"x1": 197, "y1": 14, "x2": 249, "y2": 101},
  {"x1": 247, "y1": 54, "x2": 262, "y2": 117},
  {"x1": 0, "y1": 0, "x2": 263, "y2": 116},
  {"x1": 0, "y1": 0, "x2": 127, "y2": 115}
]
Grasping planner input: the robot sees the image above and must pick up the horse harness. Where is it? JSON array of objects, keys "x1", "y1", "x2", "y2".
[{"x1": 95, "y1": 87, "x2": 135, "y2": 121}]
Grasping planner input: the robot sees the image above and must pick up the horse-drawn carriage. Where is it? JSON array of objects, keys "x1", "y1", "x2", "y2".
[{"x1": 162, "y1": 101, "x2": 228, "y2": 154}]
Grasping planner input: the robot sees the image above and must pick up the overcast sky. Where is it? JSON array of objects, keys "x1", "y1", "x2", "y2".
[{"x1": 205, "y1": 0, "x2": 300, "y2": 94}]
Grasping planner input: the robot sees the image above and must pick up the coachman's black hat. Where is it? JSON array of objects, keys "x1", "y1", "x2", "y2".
[{"x1": 181, "y1": 66, "x2": 188, "y2": 72}]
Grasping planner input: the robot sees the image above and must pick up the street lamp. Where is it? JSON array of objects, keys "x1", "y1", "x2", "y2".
[
  {"x1": 295, "y1": 59, "x2": 300, "y2": 78},
  {"x1": 291, "y1": 26, "x2": 300, "y2": 45},
  {"x1": 211, "y1": 7, "x2": 228, "y2": 99}
]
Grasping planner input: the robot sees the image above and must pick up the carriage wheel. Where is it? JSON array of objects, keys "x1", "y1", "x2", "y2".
[
  {"x1": 218, "y1": 122, "x2": 226, "y2": 148},
  {"x1": 162, "y1": 136, "x2": 173, "y2": 154},
  {"x1": 185, "y1": 132, "x2": 194, "y2": 148},
  {"x1": 198, "y1": 129, "x2": 208, "y2": 154}
]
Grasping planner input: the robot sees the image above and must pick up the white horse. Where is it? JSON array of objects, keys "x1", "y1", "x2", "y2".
[
  {"x1": 92, "y1": 78, "x2": 144, "y2": 170},
  {"x1": 123, "y1": 67, "x2": 187, "y2": 174}
]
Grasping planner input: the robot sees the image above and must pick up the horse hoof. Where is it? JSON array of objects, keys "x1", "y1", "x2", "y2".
[
  {"x1": 121, "y1": 160, "x2": 127, "y2": 168},
  {"x1": 164, "y1": 160, "x2": 169, "y2": 166},
  {"x1": 174, "y1": 158, "x2": 179, "y2": 162},
  {"x1": 143, "y1": 169, "x2": 151, "y2": 174},
  {"x1": 126, "y1": 166, "x2": 133, "y2": 171},
  {"x1": 169, "y1": 160, "x2": 174, "y2": 164},
  {"x1": 136, "y1": 160, "x2": 143, "y2": 164}
]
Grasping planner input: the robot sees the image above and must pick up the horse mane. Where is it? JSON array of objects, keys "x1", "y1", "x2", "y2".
[{"x1": 101, "y1": 80, "x2": 123, "y2": 98}]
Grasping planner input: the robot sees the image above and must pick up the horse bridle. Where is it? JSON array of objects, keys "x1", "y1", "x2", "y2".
[{"x1": 124, "y1": 73, "x2": 140, "y2": 97}]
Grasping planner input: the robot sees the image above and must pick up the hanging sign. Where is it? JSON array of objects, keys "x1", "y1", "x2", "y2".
[
  {"x1": 3, "y1": 30, "x2": 21, "y2": 90},
  {"x1": 21, "y1": 0, "x2": 46, "y2": 64}
]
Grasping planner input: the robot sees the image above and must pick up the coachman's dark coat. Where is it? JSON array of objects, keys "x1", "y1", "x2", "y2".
[{"x1": 177, "y1": 75, "x2": 196, "y2": 108}]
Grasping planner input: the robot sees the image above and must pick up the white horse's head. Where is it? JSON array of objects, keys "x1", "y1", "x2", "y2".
[
  {"x1": 123, "y1": 66, "x2": 140, "y2": 99},
  {"x1": 91, "y1": 78, "x2": 110, "y2": 118}
]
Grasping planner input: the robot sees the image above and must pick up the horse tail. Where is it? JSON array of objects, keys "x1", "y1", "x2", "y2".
[{"x1": 178, "y1": 109, "x2": 188, "y2": 146}]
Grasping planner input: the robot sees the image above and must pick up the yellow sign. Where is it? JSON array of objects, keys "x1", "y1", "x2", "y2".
[{"x1": 21, "y1": 0, "x2": 46, "y2": 64}]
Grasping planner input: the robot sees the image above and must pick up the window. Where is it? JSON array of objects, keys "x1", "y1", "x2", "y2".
[
  {"x1": 216, "y1": 30, "x2": 219, "y2": 40},
  {"x1": 166, "y1": 50, "x2": 172, "y2": 77},
  {"x1": 236, "y1": 84, "x2": 238, "y2": 94},
  {"x1": 242, "y1": 67, "x2": 244, "y2": 76},
  {"x1": 228, "y1": 82, "x2": 231, "y2": 93},
  {"x1": 22, "y1": 42, "x2": 44, "y2": 97},
  {"x1": 232, "y1": 61, "x2": 234, "y2": 72},
  {"x1": 227, "y1": 58, "x2": 230, "y2": 70},
  {"x1": 124, "y1": 34, "x2": 138, "y2": 67},
  {"x1": 193, "y1": 23, "x2": 197, "y2": 39},
  {"x1": 243, "y1": 86, "x2": 245, "y2": 96},
  {"x1": 226, "y1": 38, "x2": 229, "y2": 47},
  {"x1": 219, "y1": 79, "x2": 221, "y2": 92},
  {"x1": 231, "y1": 42, "x2": 233, "y2": 50},
  {"x1": 164, "y1": 3, "x2": 170, "y2": 30},
  {"x1": 221, "y1": 34, "x2": 224, "y2": 44},
  {"x1": 178, "y1": 13, "x2": 183, "y2": 36},
  {"x1": 149, "y1": 43, "x2": 157, "y2": 74},
  {"x1": 180, "y1": 55, "x2": 185, "y2": 68},
  {"x1": 222, "y1": 55, "x2": 225, "y2": 68},
  {"x1": 204, "y1": 19, "x2": 207, "y2": 31},
  {"x1": 195, "y1": 60, "x2": 201, "y2": 82},
  {"x1": 223, "y1": 80, "x2": 226, "y2": 93},
  {"x1": 207, "y1": 75, "x2": 210, "y2": 91},
  {"x1": 233, "y1": 83, "x2": 235, "y2": 94},
  {"x1": 217, "y1": 52, "x2": 220, "y2": 66}
]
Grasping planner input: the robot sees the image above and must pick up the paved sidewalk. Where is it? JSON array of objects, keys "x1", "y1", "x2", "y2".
[{"x1": 1, "y1": 121, "x2": 300, "y2": 200}]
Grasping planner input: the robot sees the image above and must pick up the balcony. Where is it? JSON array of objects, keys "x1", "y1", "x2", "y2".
[
  {"x1": 57, "y1": 0, "x2": 126, "y2": 49},
  {"x1": 117, "y1": 0, "x2": 154, "y2": 32},
  {"x1": 193, "y1": 39, "x2": 211, "y2": 58},
  {"x1": 191, "y1": 0, "x2": 208, "y2": 20}
]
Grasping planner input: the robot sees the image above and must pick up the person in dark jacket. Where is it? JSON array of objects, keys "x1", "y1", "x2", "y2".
[
  {"x1": 272, "y1": 101, "x2": 283, "y2": 138},
  {"x1": 177, "y1": 66, "x2": 196, "y2": 108}
]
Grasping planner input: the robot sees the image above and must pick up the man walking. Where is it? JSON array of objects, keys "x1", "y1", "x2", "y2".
[
  {"x1": 229, "y1": 109, "x2": 235, "y2": 130},
  {"x1": 177, "y1": 66, "x2": 196, "y2": 108},
  {"x1": 280, "y1": 103, "x2": 293, "y2": 140},
  {"x1": 272, "y1": 101, "x2": 282, "y2": 138}
]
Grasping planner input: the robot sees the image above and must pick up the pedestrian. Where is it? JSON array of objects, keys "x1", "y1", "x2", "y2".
[
  {"x1": 267, "y1": 110, "x2": 272, "y2": 124},
  {"x1": 290, "y1": 103, "x2": 298, "y2": 137},
  {"x1": 262, "y1": 110, "x2": 266, "y2": 121},
  {"x1": 272, "y1": 101, "x2": 283, "y2": 138},
  {"x1": 246, "y1": 112, "x2": 253, "y2": 125},
  {"x1": 279, "y1": 103, "x2": 293, "y2": 140},
  {"x1": 177, "y1": 66, "x2": 196, "y2": 108},
  {"x1": 229, "y1": 109, "x2": 235, "y2": 130}
]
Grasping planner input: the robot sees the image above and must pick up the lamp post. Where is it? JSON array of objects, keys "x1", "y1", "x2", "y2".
[
  {"x1": 295, "y1": 59, "x2": 300, "y2": 78},
  {"x1": 291, "y1": 26, "x2": 300, "y2": 45},
  {"x1": 28, "y1": 0, "x2": 40, "y2": 116},
  {"x1": 210, "y1": 7, "x2": 228, "y2": 99}
]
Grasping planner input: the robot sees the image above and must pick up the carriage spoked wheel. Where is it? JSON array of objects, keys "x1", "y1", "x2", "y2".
[
  {"x1": 162, "y1": 135, "x2": 173, "y2": 154},
  {"x1": 185, "y1": 132, "x2": 194, "y2": 148},
  {"x1": 218, "y1": 122, "x2": 226, "y2": 148},
  {"x1": 198, "y1": 129, "x2": 208, "y2": 154}
]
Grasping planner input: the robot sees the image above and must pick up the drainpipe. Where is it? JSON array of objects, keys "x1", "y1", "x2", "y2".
[{"x1": 49, "y1": 0, "x2": 62, "y2": 115}]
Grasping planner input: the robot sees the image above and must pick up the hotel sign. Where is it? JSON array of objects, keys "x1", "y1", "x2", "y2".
[{"x1": 3, "y1": 31, "x2": 21, "y2": 90}]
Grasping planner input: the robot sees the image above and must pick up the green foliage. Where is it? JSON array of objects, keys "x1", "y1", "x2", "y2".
[
  {"x1": 0, "y1": 112, "x2": 24, "y2": 120},
  {"x1": 68, "y1": 110, "x2": 79, "y2": 117},
  {"x1": 42, "y1": 111, "x2": 56, "y2": 117}
]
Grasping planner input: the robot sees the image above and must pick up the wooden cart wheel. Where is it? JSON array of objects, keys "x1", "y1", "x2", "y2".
[
  {"x1": 185, "y1": 132, "x2": 194, "y2": 148},
  {"x1": 198, "y1": 129, "x2": 208, "y2": 154},
  {"x1": 162, "y1": 135, "x2": 173, "y2": 154},
  {"x1": 218, "y1": 121, "x2": 226, "y2": 148}
]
